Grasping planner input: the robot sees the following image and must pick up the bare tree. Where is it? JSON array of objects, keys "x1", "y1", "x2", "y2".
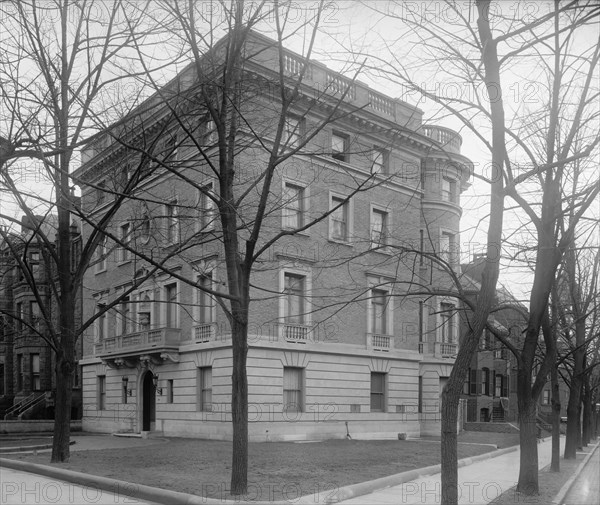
[
  {"x1": 0, "y1": 0, "x2": 175, "y2": 462},
  {"x1": 80, "y1": 0, "x2": 405, "y2": 495},
  {"x1": 361, "y1": 0, "x2": 600, "y2": 500},
  {"x1": 555, "y1": 242, "x2": 600, "y2": 456}
]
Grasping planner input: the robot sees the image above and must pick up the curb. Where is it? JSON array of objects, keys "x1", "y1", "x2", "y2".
[
  {"x1": 0, "y1": 443, "x2": 520, "y2": 505},
  {"x1": 322, "y1": 444, "x2": 520, "y2": 504},
  {"x1": 552, "y1": 441, "x2": 599, "y2": 505},
  {"x1": 0, "y1": 457, "x2": 291, "y2": 505}
]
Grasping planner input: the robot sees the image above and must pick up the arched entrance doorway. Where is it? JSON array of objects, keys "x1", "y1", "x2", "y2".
[{"x1": 142, "y1": 371, "x2": 156, "y2": 431}]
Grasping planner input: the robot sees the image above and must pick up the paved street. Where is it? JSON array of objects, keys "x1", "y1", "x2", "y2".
[
  {"x1": 561, "y1": 444, "x2": 600, "y2": 505},
  {"x1": 0, "y1": 467, "x2": 157, "y2": 505}
]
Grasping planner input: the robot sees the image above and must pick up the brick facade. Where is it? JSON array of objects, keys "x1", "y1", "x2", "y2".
[{"x1": 78, "y1": 30, "x2": 472, "y2": 440}]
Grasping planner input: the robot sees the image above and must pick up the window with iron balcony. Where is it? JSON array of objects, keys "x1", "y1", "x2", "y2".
[
  {"x1": 282, "y1": 272, "x2": 309, "y2": 342},
  {"x1": 194, "y1": 273, "x2": 216, "y2": 343}
]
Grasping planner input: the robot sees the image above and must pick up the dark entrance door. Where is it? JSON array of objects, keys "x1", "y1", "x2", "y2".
[{"x1": 142, "y1": 371, "x2": 155, "y2": 431}]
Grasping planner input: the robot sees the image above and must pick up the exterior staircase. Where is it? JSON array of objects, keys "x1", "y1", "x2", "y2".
[
  {"x1": 492, "y1": 405, "x2": 505, "y2": 422},
  {"x1": 3, "y1": 392, "x2": 46, "y2": 420},
  {"x1": 536, "y1": 414, "x2": 553, "y2": 435}
]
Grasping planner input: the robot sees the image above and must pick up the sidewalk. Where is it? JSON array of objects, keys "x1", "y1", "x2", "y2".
[
  {"x1": 337, "y1": 437, "x2": 560, "y2": 504},
  {"x1": 560, "y1": 442, "x2": 600, "y2": 505}
]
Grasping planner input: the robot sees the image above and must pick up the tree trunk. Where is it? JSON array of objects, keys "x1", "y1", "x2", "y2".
[
  {"x1": 550, "y1": 363, "x2": 560, "y2": 472},
  {"x1": 577, "y1": 398, "x2": 583, "y2": 450},
  {"x1": 517, "y1": 399, "x2": 539, "y2": 494},
  {"x1": 441, "y1": 357, "x2": 466, "y2": 505},
  {"x1": 230, "y1": 315, "x2": 248, "y2": 495},
  {"x1": 51, "y1": 348, "x2": 74, "y2": 462},
  {"x1": 582, "y1": 385, "x2": 591, "y2": 446},
  {"x1": 440, "y1": 4, "x2": 507, "y2": 503}
]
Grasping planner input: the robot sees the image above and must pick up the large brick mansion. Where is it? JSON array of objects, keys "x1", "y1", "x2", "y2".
[{"x1": 78, "y1": 30, "x2": 471, "y2": 440}]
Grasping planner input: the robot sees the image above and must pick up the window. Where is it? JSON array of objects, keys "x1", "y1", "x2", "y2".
[
  {"x1": 16, "y1": 354, "x2": 23, "y2": 391},
  {"x1": 283, "y1": 273, "x2": 305, "y2": 325},
  {"x1": 197, "y1": 367, "x2": 212, "y2": 411},
  {"x1": 137, "y1": 290, "x2": 153, "y2": 330},
  {"x1": 370, "y1": 288, "x2": 389, "y2": 335},
  {"x1": 204, "y1": 118, "x2": 217, "y2": 144},
  {"x1": 495, "y1": 374, "x2": 502, "y2": 398},
  {"x1": 164, "y1": 133, "x2": 179, "y2": 160},
  {"x1": 283, "y1": 182, "x2": 305, "y2": 229},
  {"x1": 330, "y1": 195, "x2": 350, "y2": 241},
  {"x1": 16, "y1": 302, "x2": 24, "y2": 331},
  {"x1": 283, "y1": 367, "x2": 303, "y2": 413},
  {"x1": 542, "y1": 389, "x2": 550, "y2": 405},
  {"x1": 30, "y1": 354, "x2": 40, "y2": 390},
  {"x1": 480, "y1": 329, "x2": 492, "y2": 350},
  {"x1": 463, "y1": 374, "x2": 470, "y2": 395},
  {"x1": 166, "y1": 201, "x2": 179, "y2": 244},
  {"x1": 97, "y1": 376, "x2": 106, "y2": 410},
  {"x1": 117, "y1": 297, "x2": 130, "y2": 336},
  {"x1": 469, "y1": 368, "x2": 478, "y2": 395},
  {"x1": 418, "y1": 376, "x2": 423, "y2": 413},
  {"x1": 198, "y1": 184, "x2": 216, "y2": 232},
  {"x1": 96, "y1": 181, "x2": 106, "y2": 206},
  {"x1": 370, "y1": 208, "x2": 388, "y2": 248},
  {"x1": 29, "y1": 252, "x2": 40, "y2": 278},
  {"x1": 440, "y1": 232, "x2": 456, "y2": 264},
  {"x1": 370, "y1": 372, "x2": 386, "y2": 412},
  {"x1": 29, "y1": 301, "x2": 41, "y2": 330},
  {"x1": 167, "y1": 379, "x2": 174, "y2": 404},
  {"x1": 197, "y1": 274, "x2": 215, "y2": 324},
  {"x1": 96, "y1": 303, "x2": 107, "y2": 342},
  {"x1": 165, "y1": 283, "x2": 178, "y2": 328},
  {"x1": 96, "y1": 235, "x2": 107, "y2": 273},
  {"x1": 119, "y1": 223, "x2": 131, "y2": 262},
  {"x1": 482, "y1": 368, "x2": 490, "y2": 396},
  {"x1": 440, "y1": 303, "x2": 455, "y2": 343},
  {"x1": 418, "y1": 301, "x2": 425, "y2": 341},
  {"x1": 140, "y1": 214, "x2": 151, "y2": 243},
  {"x1": 71, "y1": 238, "x2": 81, "y2": 274},
  {"x1": 119, "y1": 163, "x2": 131, "y2": 191},
  {"x1": 442, "y1": 177, "x2": 457, "y2": 203},
  {"x1": 283, "y1": 116, "x2": 303, "y2": 148},
  {"x1": 331, "y1": 132, "x2": 349, "y2": 162},
  {"x1": 371, "y1": 148, "x2": 388, "y2": 174}
]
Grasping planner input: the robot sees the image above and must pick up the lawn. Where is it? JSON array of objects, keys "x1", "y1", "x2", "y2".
[{"x1": 5, "y1": 432, "x2": 514, "y2": 502}]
